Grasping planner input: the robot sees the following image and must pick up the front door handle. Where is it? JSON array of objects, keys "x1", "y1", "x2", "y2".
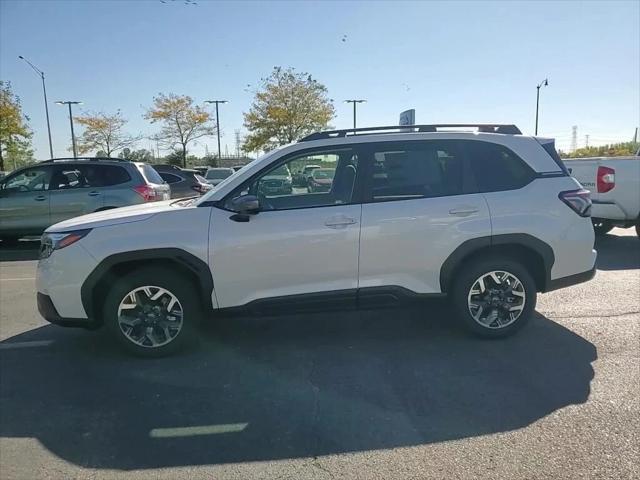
[
  {"x1": 88, "y1": 191, "x2": 101, "y2": 197},
  {"x1": 449, "y1": 207, "x2": 479, "y2": 216},
  {"x1": 34, "y1": 195, "x2": 46, "y2": 202},
  {"x1": 324, "y1": 216, "x2": 358, "y2": 228}
]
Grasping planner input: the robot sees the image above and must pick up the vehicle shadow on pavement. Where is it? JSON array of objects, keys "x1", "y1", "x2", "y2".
[
  {"x1": 595, "y1": 234, "x2": 640, "y2": 270},
  {"x1": 0, "y1": 240, "x2": 40, "y2": 262},
  {"x1": 0, "y1": 303, "x2": 596, "y2": 470}
]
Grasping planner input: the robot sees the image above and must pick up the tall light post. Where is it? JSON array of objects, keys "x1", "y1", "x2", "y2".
[
  {"x1": 56, "y1": 101, "x2": 82, "y2": 158},
  {"x1": 204, "y1": 100, "x2": 228, "y2": 159},
  {"x1": 18, "y1": 55, "x2": 54, "y2": 159},
  {"x1": 535, "y1": 78, "x2": 549, "y2": 136},
  {"x1": 344, "y1": 99, "x2": 366, "y2": 129}
]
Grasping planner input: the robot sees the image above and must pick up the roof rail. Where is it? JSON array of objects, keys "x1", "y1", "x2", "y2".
[
  {"x1": 300, "y1": 124, "x2": 522, "y2": 142},
  {"x1": 40, "y1": 157, "x2": 130, "y2": 163}
]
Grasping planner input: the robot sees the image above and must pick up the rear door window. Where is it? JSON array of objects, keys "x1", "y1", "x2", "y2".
[
  {"x1": 466, "y1": 141, "x2": 534, "y2": 192},
  {"x1": 364, "y1": 141, "x2": 464, "y2": 202}
]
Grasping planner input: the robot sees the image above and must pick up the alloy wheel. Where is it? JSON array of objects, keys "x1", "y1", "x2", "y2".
[{"x1": 467, "y1": 271, "x2": 526, "y2": 329}]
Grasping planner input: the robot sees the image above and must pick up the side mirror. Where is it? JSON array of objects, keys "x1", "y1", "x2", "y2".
[{"x1": 231, "y1": 194, "x2": 260, "y2": 213}]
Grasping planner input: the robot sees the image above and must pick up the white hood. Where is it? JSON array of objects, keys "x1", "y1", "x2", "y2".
[{"x1": 46, "y1": 200, "x2": 180, "y2": 233}]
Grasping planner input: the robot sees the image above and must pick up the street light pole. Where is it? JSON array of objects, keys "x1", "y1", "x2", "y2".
[
  {"x1": 534, "y1": 78, "x2": 549, "y2": 136},
  {"x1": 204, "y1": 100, "x2": 228, "y2": 160},
  {"x1": 18, "y1": 55, "x2": 54, "y2": 159},
  {"x1": 55, "y1": 101, "x2": 82, "y2": 158},
  {"x1": 344, "y1": 99, "x2": 366, "y2": 129}
]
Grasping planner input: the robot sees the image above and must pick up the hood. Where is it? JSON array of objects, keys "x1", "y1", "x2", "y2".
[{"x1": 46, "y1": 200, "x2": 179, "y2": 233}]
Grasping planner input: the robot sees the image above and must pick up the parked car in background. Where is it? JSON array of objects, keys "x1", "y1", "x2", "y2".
[
  {"x1": 231, "y1": 165, "x2": 245, "y2": 172},
  {"x1": 0, "y1": 157, "x2": 170, "y2": 243},
  {"x1": 564, "y1": 151, "x2": 640, "y2": 236},
  {"x1": 192, "y1": 166, "x2": 209, "y2": 177},
  {"x1": 35, "y1": 124, "x2": 596, "y2": 356},
  {"x1": 205, "y1": 167, "x2": 235, "y2": 186},
  {"x1": 152, "y1": 165, "x2": 212, "y2": 198},
  {"x1": 307, "y1": 168, "x2": 335, "y2": 192},
  {"x1": 293, "y1": 164, "x2": 321, "y2": 186},
  {"x1": 0, "y1": 171, "x2": 8, "y2": 180},
  {"x1": 257, "y1": 163, "x2": 293, "y2": 196}
]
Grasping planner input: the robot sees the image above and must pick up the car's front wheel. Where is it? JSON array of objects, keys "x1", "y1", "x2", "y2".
[
  {"x1": 103, "y1": 267, "x2": 201, "y2": 357},
  {"x1": 451, "y1": 257, "x2": 536, "y2": 338}
]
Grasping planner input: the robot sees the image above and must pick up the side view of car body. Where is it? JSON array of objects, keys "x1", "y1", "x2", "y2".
[
  {"x1": 0, "y1": 158, "x2": 170, "y2": 242},
  {"x1": 152, "y1": 165, "x2": 212, "y2": 198},
  {"x1": 36, "y1": 124, "x2": 596, "y2": 357}
]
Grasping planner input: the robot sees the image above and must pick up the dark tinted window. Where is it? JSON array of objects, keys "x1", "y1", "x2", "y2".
[
  {"x1": 159, "y1": 172, "x2": 182, "y2": 184},
  {"x1": 50, "y1": 165, "x2": 131, "y2": 189},
  {"x1": 466, "y1": 142, "x2": 533, "y2": 192},
  {"x1": 367, "y1": 141, "x2": 463, "y2": 201},
  {"x1": 137, "y1": 164, "x2": 165, "y2": 184}
]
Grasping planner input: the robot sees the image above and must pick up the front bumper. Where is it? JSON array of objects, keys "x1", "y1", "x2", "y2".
[{"x1": 37, "y1": 292, "x2": 95, "y2": 329}]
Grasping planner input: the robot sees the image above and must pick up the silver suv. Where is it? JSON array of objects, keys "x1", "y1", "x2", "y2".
[{"x1": 0, "y1": 158, "x2": 170, "y2": 243}]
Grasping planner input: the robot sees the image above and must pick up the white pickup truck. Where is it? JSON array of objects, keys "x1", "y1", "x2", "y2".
[{"x1": 564, "y1": 150, "x2": 640, "y2": 237}]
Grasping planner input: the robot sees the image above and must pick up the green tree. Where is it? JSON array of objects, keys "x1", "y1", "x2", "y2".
[
  {"x1": 0, "y1": 81, "x2": 34, "y2": 171},
  {"x1": 559, "y1": 141, "x2": 640, "y2": 158},
  {"x1": 145, "y1": 93, "x2": 215, "y2": 168},
  {"x1": 121, "y1": 148, "x2": 155, "y2": 163},
  {"x1": 74, "y1": 110, "x2": 140, "y2": 157},
  {"x1": 243, "y1": 67, "x2": 335, "y2": 152}
]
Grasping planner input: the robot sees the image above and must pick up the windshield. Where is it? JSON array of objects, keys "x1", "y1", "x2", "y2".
[{"x1": 206, "y1": 169, "x2": 233, "y2": 179}]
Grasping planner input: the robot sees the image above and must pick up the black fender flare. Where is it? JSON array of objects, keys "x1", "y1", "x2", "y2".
[
  {"x1": 439, "y1": 234, "x2": 555, "y2": 293},
  {"x1": 80, "y1": 248, "x2": 214, "y2": 319}
]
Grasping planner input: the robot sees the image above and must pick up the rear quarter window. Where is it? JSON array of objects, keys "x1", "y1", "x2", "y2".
[
  {"x1": 137, "y1": 164, "x2": 165, "y2": 184},
  {"x1": 96, "y1": 165, "x2": 131, "y2": 186},
  {"x1": 466, "y1": 141, "x2": 534, "y2": 192}
]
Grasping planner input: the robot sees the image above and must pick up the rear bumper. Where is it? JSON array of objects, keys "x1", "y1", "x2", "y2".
[
  {"x1": 545, "y1": 265, "x2": 596, "y2": 292},
  {"x1": 37, "y1": 292, "x2": 95, "y2": 329}
]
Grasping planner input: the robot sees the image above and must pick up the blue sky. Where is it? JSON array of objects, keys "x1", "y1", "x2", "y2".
[{"x1": 1, "y1": 0, "x2": 638, "y2": 158}]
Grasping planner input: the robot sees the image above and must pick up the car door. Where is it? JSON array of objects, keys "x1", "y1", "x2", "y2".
[
  {"x1": 358, "y1": 140, "x2": 491, "y2": 294},
  {"x1": 209, "y1": 146, "x2": 362, "y2": 309},
  {"x1": 49, "y1": 164, "x2": 106, "y2": 225},
  {"x1": 0, "y1": 165, "x2": 53, "y2": 235}
]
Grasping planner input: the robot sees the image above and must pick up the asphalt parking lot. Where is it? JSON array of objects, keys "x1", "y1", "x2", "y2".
[{"x1": 0, "y1": 230, "x2": 638, "y2": 480}]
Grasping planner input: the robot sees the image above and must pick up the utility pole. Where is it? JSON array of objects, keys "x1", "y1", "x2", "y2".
[
  {"x1": 204, "y1": 100, "x2": 228, "y2": 160},
  {"x1": 344, "y1": 99, "x2": 366, "y2": 129},
  {"x1": 571, "y1": 125, "x2": 578, "y2": 153},
  {"x1": 18, "y1": 56, "x2": 54, "y2": 158},
  {"x1": 235, "y1": 129, "x2": 241, "y2": 156},
  {"x1": 534, "y1": 78, "x2": 549, "y2": 135},
  {"x1": 56, "y1": 101, "x2": 82, "y2": 158},
  {"x1": 585, "y1": 135, "x2": 590, "y2": 148}
]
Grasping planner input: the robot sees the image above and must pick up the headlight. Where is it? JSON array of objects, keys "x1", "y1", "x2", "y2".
[{"x1": 40, "y1": 229, "x2": 91, "y2": 259}]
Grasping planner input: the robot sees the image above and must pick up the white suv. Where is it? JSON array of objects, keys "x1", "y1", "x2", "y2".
[{"x1": 36, "y1": 124, "x2": 597, "y2": 356}]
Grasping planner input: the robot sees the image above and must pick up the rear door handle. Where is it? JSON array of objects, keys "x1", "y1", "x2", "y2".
[
  {"x1": 88, "y1": 191, "x2": 101, "y2": 197},
  {"x1": 449, "y1": 207, "x2": 479, "y2": 216},
  {"x1": 324, "y1": 216, "x2": 358, "y2": 228},
  {"x1": 34, "y1": 195, "x2": 46, "y2": 202}
]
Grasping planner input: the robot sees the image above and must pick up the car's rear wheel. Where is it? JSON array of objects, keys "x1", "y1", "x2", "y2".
[
  {"x1": 451, "y1": 257, "x2": 536, "y2": 338},
  {"x1": 103, "y1": 267, "x2": 200, "y2": 357},
  {"x1": 592, "y1": 219, "x2": 614, "y2": 236}
]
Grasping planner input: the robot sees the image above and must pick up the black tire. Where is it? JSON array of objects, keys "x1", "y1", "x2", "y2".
[
  {"x1": 592, "y1": 219, "x2": 614, "y2": 236},
  {"x1": 635, "y1": 221, "x2": 640, "y2": 238},
  {"x1": 450, "y1": 256, "x2": 537, "y2": 338},
  {"x1": 103, "y1": 266, "x2": 201, "y2": 357}
]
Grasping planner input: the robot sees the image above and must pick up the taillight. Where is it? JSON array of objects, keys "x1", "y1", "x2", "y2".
[
  {"x1": 597, "y1": 166, "x2": 615, "y2": 193},
  {"x1": 191, "y1": 184, "x2": 207, "y2": 194},
  {"x1": 559, "y1": 189, "x2": 592, "y2": 217},
  {"x1": 133, "y1": 185, "x2": 156, "y2": 202}
]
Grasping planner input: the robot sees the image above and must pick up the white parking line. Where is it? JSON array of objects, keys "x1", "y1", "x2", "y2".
[
  {"x1": 0, "y1": 277, "x2": 35, "y2": 282},
  {"x1": 0, "y1": 340, "x2": 54, "y2": 350},
  {"x1": 149, "y1": 422, "x2": 248, "y2": 438}
]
